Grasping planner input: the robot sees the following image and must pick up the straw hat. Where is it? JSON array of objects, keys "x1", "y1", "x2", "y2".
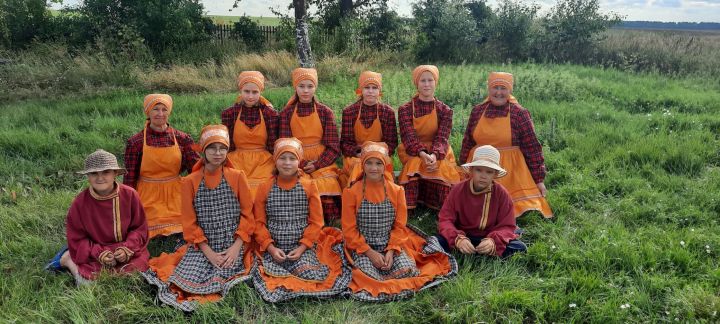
[
  {"x1": 461, "y1": 145, "x2": 506, "y2": 178},
  {"x1": 77, "y1": 149, "x2": 126, "y2": 175}
]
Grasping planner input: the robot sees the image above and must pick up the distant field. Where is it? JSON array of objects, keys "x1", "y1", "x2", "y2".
[{"x1": 207, "y1": 15, "x2": 281, "y2": 26}]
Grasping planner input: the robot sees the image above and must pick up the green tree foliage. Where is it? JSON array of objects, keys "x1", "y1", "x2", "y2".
[
  {"x1": 533, "y1": 0, "x2": 623, "y2": 62},
  {"x1": 0, "y1": 0, "x2": 49, "y2": 49},
  {"x1": 232, "y1": 16, "x2": 264, "y2": 49},
  {"x1": 412, "y1": 0, "x2": 480, "y2": 63},
  {"x1": 363, "y1": 4, "x2": 409, "y2": 51},
  {"x1": 487, "y1": 0, "x2": 539, "y2": 61}
]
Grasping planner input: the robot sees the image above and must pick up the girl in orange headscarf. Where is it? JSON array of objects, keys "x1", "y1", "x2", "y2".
[
  {"x1": 221, "y1": 71, "x2": 279, "y2": 199},
  {"x1": 142, "y1": 125, "x2": 255, "y2": 312},
  {"x1": 338, "y1": 71, "x2": 398, "y2": 188},
  {"x1": 342, "y1": 141, "x2": 457, "y2": 301},
  {"x1": 397, "y1": 66, "x2": 463, "y2": 211},
  {"x1": 124, "y1": 94, "x2": 200, "y2": 238},
  {"x1": 279, "y1": 68, "x2": 342, "y2": 222},
  {"x1": 459, "y1": 72, "x2": 552, "y2": 218},
  {"x1": 251, "y1": 138, "x2": 351, "y2": 302}
]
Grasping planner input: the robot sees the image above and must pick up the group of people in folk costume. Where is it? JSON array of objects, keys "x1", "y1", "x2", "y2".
[{"x1": 46, "y1": 65, "x2": 551, "y2": 310}]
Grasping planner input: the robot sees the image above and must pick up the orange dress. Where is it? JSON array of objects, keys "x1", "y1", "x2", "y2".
[
  {"x1": 468, "y1": 110, "x2": 553, "y2": 218},
  {"x1": 251, "y1": 176, "x2": 351, "y2": 302},
  {"x1": 137, "y1": 127, "x2": 183, "y2": 237},
  {"x1": 226, "y1": 106, "x2": 275, "y2": 199},
  {"x1": 397, "y1": 101, "x2": 462, "y2": 187},
  {"x1": 339, "y1": 105, "x2": 392, "y2": 188},
  {"x1": 290, "y1": 105, "x2": 342, "y2": 196},
  {"x1": 142, "y1": 165, "x2": 255, "y2": 311},
  {"x1": 342, "y1": 179, "x2": 457, "y2": 301}
]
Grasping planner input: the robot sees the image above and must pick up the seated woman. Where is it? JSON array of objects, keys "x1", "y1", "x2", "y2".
[
  {"x1": 279, "y1": 67, "x2": 342, "y2": 221},
  {"x1": 251, "y1": 138, "x2": 351, "y2": 302},
  {"x1": 142, "y1": 125, "x2": 255, "y2": 312},
  {"x1": 342, "y1": 142, "x2": 457, "y2": 302},
  {"x1": 222, "y1": 71, "x2": 279, "y2": 198},
  {"x1": 338, "y1": 70, "x2": 398, "y2": 188},
  {"x1": 124, "y1": 94, "x2": 199, "y2": 238},
  {"x1": 45, "y1": 149, "x2": 149, "y2": 286},
  {"x1": 437, "y1": 145, "x2": 527, "y2": 258},
  {"x1": 397, "y1": 65, "x2": 462, "y2": 211},
  {"x1": 459, "y1": 72, "x2": 552, "y2": 218}
]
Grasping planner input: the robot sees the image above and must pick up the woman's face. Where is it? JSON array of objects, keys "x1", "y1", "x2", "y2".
[
  {"x1": 361, "y1": 84, "x2": 380, "y2": 106},
  {"x1": 416, "y1": 71, "x2": 436, "y2": 99},
  {"x1": 363, "y1": 157, "x2": 385, "y2": 182},
  {"x1": 489, "y1": 85, "x2": 510, "y2": 106},
  {"x1": 88, "y1": 169, "x2": 118, "y2": 196},
  {"x1": 276, "y1": 152, "x2": 299, "y2": 177},
  {"x1": 204, "y1": 143, "x2": 229, "y2": 167},
  {"x1": 148, "y1": 104, "x2": 170, "y2": 128},
  {"x1": 296, "y1": 80, "x2": 316, "y2": 104},
  {"x1": 241, "y1": 83, "x2": 261, "y2": 107},
  {"x1": 471, "y1": 166, "x2": 497, "y2": 191}
]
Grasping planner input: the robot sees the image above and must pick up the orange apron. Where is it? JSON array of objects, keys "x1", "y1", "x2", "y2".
[
  {"x1": 397, "y1": 100, "x2": 462, "y2": 186},
  {"x1": 227, "y1": 107, "x2": 274, "y2": 198},
  {"x1": 338, "y1": 105, "x2": 391, "y2": 188},
  {"x1": 469, "y1": 109, "x2": 553, "y2": 218},
  {"x1": 290, "y1": 104, "x2": 341, "y2": 196},
  {"x1": 137, "y1": 127, "x2": 183, "y2": 237}
]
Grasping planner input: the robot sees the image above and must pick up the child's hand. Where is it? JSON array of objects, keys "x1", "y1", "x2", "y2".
[
  {"x1": 219, "y1": 241, "x2": 242, "y2": 269},
  {"x1": 201, "y1": 247, "x2": 225, "y2": 269},
  {"x1": 113, "y1": 248, "x2": 129, "y2": 263},
  {"x1": 475, "y1": 238, "x2": 495, "y2": 255},
  {"x1": 267, "y1": 244, "x2": 286, "y2": 263},
  {"x1": 382, "y1": 250, "x2": 395, "y2": 271},
  {"x1": 286, "y1": 245, "x2": 307, "y2": 261},
  {"x1": 303, "y1": 161, "x2": 317, "y2": 174},
  {"x1": 100, "y1": 251, "x2": 117, "y2": 267},
  {"x1": 455, "y1": 237, "x2": 476, "y2": 255},
  {"x1": 364, "y1": 249, "x2": 386, "y2": 269}
]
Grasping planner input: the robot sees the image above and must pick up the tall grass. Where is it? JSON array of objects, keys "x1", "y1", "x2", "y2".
[{"x1": 1, "y1": 63, "x2": 719, "y2": 322}]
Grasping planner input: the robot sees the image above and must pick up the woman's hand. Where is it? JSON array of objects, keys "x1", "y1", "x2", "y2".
[
  {"x1": 303, "y1": 161, "x2": 317, "y2": 174},
  {"x1": 536, "y1": 182, "x2": 547, "y2": 197},
  {"x1": 267, "y1": 244, "x2": 287, "y2": 263},
  {"x1": 364, "y1": 249, "x2": 386, "y2": 269},
  {"x1": 382, "y1": 250, "x2": 395, "y2": 271},
  {"x1": 219, "y1": 240, "x2": 243, "y2": 268},
  {"x1": 286, "y1": 245, "x2": 308, "y2": 261}
]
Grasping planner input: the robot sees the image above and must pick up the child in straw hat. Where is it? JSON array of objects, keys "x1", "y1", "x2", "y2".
[
  {"x1": 45, "y1": 149, "x2": 150, "y2": 285},
  {"x1": 436, "y1": 145, "x2": 527, "y2": 258}
]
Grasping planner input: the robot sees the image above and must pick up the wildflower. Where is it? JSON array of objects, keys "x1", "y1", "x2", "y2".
[
  {"x1": 620, "y1": 303, "x2": 631, "y2": 309},
  {"x1": 551, "y1": 245, "x2": 556, "y2": 250},
  {"x1": 705, "y1": 245, "x2": 710, "y2": 249},
  {"x1": 680, "y1": 241, "x2": 685, "y2": 246},
  {"x1": 569, "y1": 303, "x2": 577, "y2": 308}
]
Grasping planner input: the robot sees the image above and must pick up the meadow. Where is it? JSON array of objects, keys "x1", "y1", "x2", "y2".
[{"x1": 1, "y1": 63, "x2": 719, "y2": 322}]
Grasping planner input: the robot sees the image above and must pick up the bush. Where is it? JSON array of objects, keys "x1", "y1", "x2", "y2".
[
  {"x1": 412, "y1": 0, "x2": 480, "y2": 63},
  {"x1": 233, "y1": 16, "x2": 264, "y2": 49},
  {"x1": 487, "y1": 0, "x2": 539, "y2": 62},
  {"x1": 0, "y1": 0, "x2": 50, "y2": 49},
  {"x1": 363, "y1": 5, "x2": 410, "y2": 51}
]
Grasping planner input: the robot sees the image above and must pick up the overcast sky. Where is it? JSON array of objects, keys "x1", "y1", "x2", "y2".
[{"x1": 53, "y1": 0, "x2": 720, "y2": 23}]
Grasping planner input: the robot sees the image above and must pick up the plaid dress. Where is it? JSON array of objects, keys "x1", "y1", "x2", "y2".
[
  {"x1": 143, "y1": 176, "x2": 252, "y2": 311},
  {"x1": 252, "y1": 181, "x2": 351, "y2": 302}
]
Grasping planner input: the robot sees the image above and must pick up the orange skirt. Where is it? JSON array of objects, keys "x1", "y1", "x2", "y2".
[
  {"x1": 304, "y1": 144, "x2": 342, "y2": 196},
  {"x1": 397, "y1": 143, "x2": 463, "y2": 187},
  {"x1": 137, "y1": 177, "x2": 183, "y2": 238},
  {"x1": 227, "y1": 149, "x2": 275, "y2": 199}
]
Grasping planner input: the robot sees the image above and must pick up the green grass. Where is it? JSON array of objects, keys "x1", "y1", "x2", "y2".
[
  {"x1": 207, "y1": 15, "x2": 281, "y2": 26},
  {"x1": 1, "y1": 63, "x2": 720, "y2": 322}
]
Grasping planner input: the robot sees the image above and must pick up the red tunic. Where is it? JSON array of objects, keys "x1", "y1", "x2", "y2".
[
  {"x1": 437, "y1": 179, "x2": 518, "y2": 256},
  {"x1": 66, "y1": 183, "x2": 150, "y2": 279}
]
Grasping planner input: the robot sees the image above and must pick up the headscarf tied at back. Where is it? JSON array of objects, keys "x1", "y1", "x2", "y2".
[
  {"x1": 353, "y1": 141, "x2": 394, "y2": 184},
  {"x1": 235, "y1": 71, "x2": 274, "y2": 108},
  {"x1": 191, "y1": 124, "x2": 233, "y2": 171},
  {"x1": 286, "y1": 67, "x2": 319, "y2": 106},
  {"x1": 481, "y1": 72, "x2": 519, "y2": 105}
]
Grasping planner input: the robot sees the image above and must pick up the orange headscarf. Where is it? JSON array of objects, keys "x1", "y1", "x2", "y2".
[
  {"x1": 353, "y1": 141, "x2": 394, "y2": 183},
  {"x1": 355, "y1": 70, "x2": 383, "y2": 97},
  {"x1": 196, "y1": 124, "x2": 230, "y2": 152},
  {"x1": 287, "y1": 68, "x2": 319, "y2": 106},
  {"x1": 481, "y1": 72, "x2": 519, "y2": 105},
  {"x1": 143, "y1": 94, "x2": 173, "y2": 116},
  {"x1": 235, "y1": 71, "x2": 273, "y2": 108},
  {"x1": 412, "y1": 65, "x2": 439, "y2": 88},
  {"x1": 273, "y1": 137, "x2": 304, "y2": 161}
]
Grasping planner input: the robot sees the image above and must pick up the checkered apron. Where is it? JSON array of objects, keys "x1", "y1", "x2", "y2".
[
  {"x1": 166, "y1": 175, "x2": 248, "y2": 295},
  {"x1": 351, "y1": 180, "x2": 420, "y2": 282},
  {"x1": 259, "y1": 180, "x2": 329, "y2": 281}
]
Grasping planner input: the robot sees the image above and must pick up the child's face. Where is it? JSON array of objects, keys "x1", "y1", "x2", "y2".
[
  {"x1": 241, "y1": 83, "x2": 261, "y2": 107},
  {"x1": 471, "y1": 166, "x2": 497, "y2": 190},
  {"x1": 361, "y1": 84, "x2": 380, "y2": 106},
  {"x1": 88, "y1": 170, "x2": 118, "y2": 196},
  {"x1": 204, "y1": 143, "x2": 229, "y2": 167},
  {"x1": 363, "y1": 157, "x2": 385, "y2": 182},
  {"x1": 276, "y1": 152, "x2": 299, "y2": 177},
  {"x1": 295, "y1": 80, "x2": 316, "y2": 104}
]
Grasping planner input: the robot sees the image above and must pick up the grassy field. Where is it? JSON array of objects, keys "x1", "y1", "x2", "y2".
[
  {"x1": 207, "y1": 15, "x2": 282, "y2": 26},
  {"x1": 1, "y1": 63, "x2": 719, "y2": 322}
]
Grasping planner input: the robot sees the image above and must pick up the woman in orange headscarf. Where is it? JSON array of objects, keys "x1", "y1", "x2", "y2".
[
  {"x1": 142, "y1": 125, "x2": 255, "y2": 312},
  {"x1": 124, "y1": 94, "x2": 199, "y2": 238},
  {"x1": 459, "y1": 72, "x2": 552, "y2": 218},
  {"x1": 279, "y1": 68, "x2": 342, "y2": 222},
  {"x1": 221, "y1": 71, "x2": 279, "y2": 199},
  {"x1": 338, "y1": 71, "x2": 398, "y2": 189},
  {"x1": 251, "y1": 138, "x2": 351, "y2": 302},
  {"x1": 342, "y1": 142, "x2": 457, "y2": 301},
  {"x1": 397, "y1": 65, "x2": 462, "y2": 211}
]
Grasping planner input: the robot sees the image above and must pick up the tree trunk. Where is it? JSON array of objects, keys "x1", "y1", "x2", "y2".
[
  {"x1": 340, "y1": 0, "x2": 353, "y2": 19},
  {"x1": 293, "y1": 0, "x2": 314, "y2": 67}
]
